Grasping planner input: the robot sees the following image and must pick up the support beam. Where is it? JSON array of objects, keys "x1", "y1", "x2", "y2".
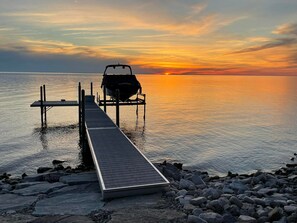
[
  {"x1": 43, "y1": 84, "x2": 47, "y2": 125},
  {"x1": 40, "y1": 86, "x2": 44, "y2": 127},
  {"x1": 116, "y1": 89, "x2": 120, "y2": 127},
  {"x1": 78, "y1": 82, "x2": 81, "y2": 136}
]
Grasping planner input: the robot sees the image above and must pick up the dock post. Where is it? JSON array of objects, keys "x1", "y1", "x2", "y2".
[
  {"x1": 144, "y1": 94, "x2": 146, "y2": 120},
  {"x1": 78, "y1": 82, "x2": 81, "y2": 137},
  {"x1": 81, "y1": 89, "x2": 86, "y2": 143},
  {"x1": 90, "y1": 82, "x2": 93, "y2": 96},
  {"x1": 43, "y1": 85, "x2": 47, "y2": 125},
  {"x1": 116, "y1": 89, "x2": 120, "y2": 127},
  {"x1": 103, "y1": 86, "x2": 107, "y2": 112},
  {"x1": 40, "y1": 86, "x2": 44, "y2": 127},
  {"x1": 96, "y1": 92, "x2": 99, "y2": 104}
]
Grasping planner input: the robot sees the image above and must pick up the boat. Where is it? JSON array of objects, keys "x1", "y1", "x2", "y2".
[{"x1": 101, "y1": 64, "x2": 141, "y2": 102}]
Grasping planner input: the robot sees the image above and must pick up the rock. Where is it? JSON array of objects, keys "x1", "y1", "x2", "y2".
[
  {"x1": 202, "y1": 188, "x2": 222, "y2": 199},
  {"x1": 177, "y1": 189, "x2": 188, "y2": 196},
  {"x1": 43, "y1": 172, "x2": 68, "y2": 182},
  {"x1": 253, "y1": 198, "x2": 266, "y2": 206},
  {"x1": 222, "y1": 214, "x2": 236, "y2": 223},
  {"x1": 0, "y1": 194, "x2": 37, "y2": 212},
  {"x1": 190, "y1": 197, "x2": 207, "y2": 206},
  {"x1": 108, "y1": 208, "x2": 186, "y2": 223},
  {"x1": 31, "y1": 216, "x2": 94, "y2": 223},
  {"x1": 229, "y1": 180, "x2": 248, "y2": 193},
  {"x1": 287, "y1": 213, "x2": 297, "y2": 223},
  {"x1": 191, "y1": 173, "x2": 206, "y2": 186},
  {"x1": 207, "y1": 199, "x2": 224, "y2": 214},
  {"x1": 165, "y1": 191, "x2": 176, "y2": 197},
  {"x1": 14, "y1": 182, "x2": 44, "y2": 190},
  {"x1": 257, "y1": 188, "x2": 277, "y2": 196},
  {"x1": 6, "y1": 210, "x2": 16, "y2": 214},
  {"x1": 229, "y1": 196, "x2": 243, "y2": 208},
  {"x1": 13, "y1": 182, "x2": 66, "y2": 196},
  {"x1": 199, "y1": 212, "x2": 223, "y2": 223},
  {"x1": 162, "y1": 163, "x2": 181, "y2": 180},
  {"x1": 174, "y1": 162, "x2": 183, "y2": 170},
  {"x1": 192, "y1": 208, "x2": 203, "y2": 216},
  {"x1": 184, "y1": 203, "x2": 196, "y2": 211},
  {"x1": 0, "y1": 214, "x2": 37, "y2": 223},
  {"x1": 284, "y1": 205, "x2": 297, "y2": 214},
  {"x1": 22, "y1": 174, "x2": 45, "y2": 182},
  {"x1": 59, "y1": 172, "x2": 98, "y2": 185},
  {"x1": 237, "y1": 215, "x2": 256, "y2": 223},
  {"x1": 37, "y1": 167, "x2": 52, "y2": 174},
  {"x1": 33, "y1": 192, "x2": 103, "y2": 215},
  {"x1": 226, "y1": 205, "x2": 240, "y2": 217},
  {"x1": 52, "y1": 160, "x2": 66, "y2": 165},
  {"x1": 54, "y1": 164, "x2": 64, "y2": 171},
  {"x1": 48, "y1": 183, "x2": 100, "y2": 196},
  {"x1": 179, "y1": 179, "x2": 195, "y2": 190},
  {"x1": 222, "y1": 187, "x2": 234, "y2": 194},
  {"x1": 188, "y1": 215, "x2": 207, "y2": 223},
  {"x1": 243, "y1": 196, "x2": 254, "y2": 204},
  {"x1": 268, "y1": 207, "x2": 283, "y2": 222}
]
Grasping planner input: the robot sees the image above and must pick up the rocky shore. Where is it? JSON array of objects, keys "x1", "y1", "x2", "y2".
[{"x1": 1, "y1": 159, "x2": 297, "y2": 223}]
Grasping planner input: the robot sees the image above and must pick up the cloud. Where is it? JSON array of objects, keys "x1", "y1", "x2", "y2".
[
  {"x1": 273, "y1": 23, "x2": 297, "y2": 35},
  {"x1": 232, "y1": 38, "x2": 297, "y2": 54}
]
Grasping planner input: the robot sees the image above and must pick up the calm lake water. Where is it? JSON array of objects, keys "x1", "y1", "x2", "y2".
[{"x1": 1, "y1": 73, "x2": 297, "y2": 176}]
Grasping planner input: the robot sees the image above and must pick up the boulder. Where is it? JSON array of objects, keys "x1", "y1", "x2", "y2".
[
  {"x1": 268, "y1": 207, "x2": 283, "y2": 222},
  {"x1": 188, "y1": 215, "x2": 207, "y2": 223},
  {"x1": 229, "y1": 196, "x2": 243, "y2": 208},
  {"x1": 190, "y1": 197, "x2": 207, "y2": 206},
  {"x1": 13, "y1": 182, "x2": 66, "y2": 196},
  {"x1": 179, "y1": 179, "x2": 195, "y2": 190},
  {"x1": 237, "y1": 215, "x2": 256, "y2": 223},
  {"x1": 199, "y1": 212, "x2": 223, "y2": 223},
  {"x1": 0, "y1": 194, "x2": 37, "y2": 212}
]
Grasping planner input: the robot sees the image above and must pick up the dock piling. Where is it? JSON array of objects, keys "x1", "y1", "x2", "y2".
[
  {"x1": 43, "y1": 85, "x2": 47, "y2": 124},
  {"x1": 78, "y1": 82, "x2": 82, "y2": 136},
  {"x1": 90, "y1": 82, "x2": 93, "y2": 96},
  {"x1": 81, "y1": 89, "x2": 86, "y2": 143},
  {"x1": 116, "y1": 89, "x2": 120, "y2": 127},
  {"x1": 40, "y1": 86, "x2": 44, "y2": 127},
  {"x1": 103, "y1": 86, "x2": 107, "y2": 112}
]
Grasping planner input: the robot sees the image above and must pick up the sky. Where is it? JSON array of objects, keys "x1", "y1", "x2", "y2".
[{"x1": 0, "y1": 0, "x2": 296, "y2": 75}]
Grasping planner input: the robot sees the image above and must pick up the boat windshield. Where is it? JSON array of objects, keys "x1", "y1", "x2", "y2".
[{"x1": 104, "y1": 65, "x2": 132, "y2": 75}]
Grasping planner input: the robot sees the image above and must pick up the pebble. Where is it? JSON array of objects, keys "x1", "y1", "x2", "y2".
[
  {"x1": 238, "y1": 215, "x2": 257, "y2": 223},
  {"x1": 190, "y1": 197, "x2": 207, "y2": 206},
  {"x1": 187, "y1": 215, "x2": 207, "y2": 223},
  {"x1": 199, "y1": 212, "x2": 223, "y2": 223}
]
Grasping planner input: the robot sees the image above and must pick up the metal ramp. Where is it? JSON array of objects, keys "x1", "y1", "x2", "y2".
[{"x1": 84, "y1": 99, "x2": 169, "y2": 199}]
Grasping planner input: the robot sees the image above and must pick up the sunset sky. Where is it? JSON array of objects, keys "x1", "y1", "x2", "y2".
[{"x1": 0, "y1": 0, "x2": 296, "y2": 75}]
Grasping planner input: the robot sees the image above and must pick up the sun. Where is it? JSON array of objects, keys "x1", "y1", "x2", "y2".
[{"x1": 165, "y1": 72, "x2": 170, "y2": 75}]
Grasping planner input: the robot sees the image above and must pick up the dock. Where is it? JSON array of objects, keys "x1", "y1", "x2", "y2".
[
  {"x1": 30, "y1": 84, "x2": 169, "y2": 199},
  {"x1": 84, "y1": 96, "x2": 169, "y2": 199}
]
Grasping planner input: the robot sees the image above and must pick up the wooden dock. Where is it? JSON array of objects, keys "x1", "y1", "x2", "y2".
[
  {"x1": 84, "y1": 96, "x2": 169, "y2": 199},
  {"x1": 30, "y1": 84, "x2": 168, "y2": 199}
]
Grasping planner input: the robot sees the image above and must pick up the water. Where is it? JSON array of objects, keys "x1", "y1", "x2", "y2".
[{"x1": 1, "y1": 73, "x2": 297, "y2": 176}]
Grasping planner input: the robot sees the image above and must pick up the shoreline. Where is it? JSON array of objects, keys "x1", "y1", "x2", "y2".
[{"x1": 1, "y1": 160, "x2": 297, "y2": 223}]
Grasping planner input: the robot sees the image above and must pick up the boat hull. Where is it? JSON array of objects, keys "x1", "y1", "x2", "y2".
[{"x1": 102, "y1": 75, "x2": 141, "y2": 102}]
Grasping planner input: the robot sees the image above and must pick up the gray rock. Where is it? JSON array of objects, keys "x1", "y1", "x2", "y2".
[
  {"x1": 253, "y1": 198, "x2": 266, "y2": 206},
  {"x1": 177, "y1": 189, "x2": 188, "y2": 196},
  {"x1": 229, "y1": 196, "x2": 243, "y2": 208},
  {"x1": 0, "y1": 194, "x2": 37, "y2": 212},
  {"x1": 103, "y1": 193, "x2": 162, "y2": 211},
  {"x1": 33, "y1": 192, "x2": 103, "y2": 215},
  {"x1": 14, "y1": 182, "x2": 44, "y2": 190},
  {"x1": 43, "y1": 172, "x2": 68, "y2": 182},
  {"x1": 287, "y1": 213, "x2": 297, "y2": 223},
  {"x1": 179, "y1": 179, "x2": 195, "y2": 190},
  {"x1": 257, "y1": 188, "x2": 277, "y2": 196},
  {"x1": 237, "y1": 215, "x2": 256, "y2": 223},
  {"x1": 48, "y1": 183, "x2": 100, "y2": 196},
  {"x1": 162, "y1": 163, "x2": 181, "y2": 180},
  {"x1": 240, "y1": 203, "x2": 256, "y2": 217},
  {"x1": 109, "y1": 207, "x2": 186, "y2": 223},
  {"x1": 268, "y1": 207, "x2": 283, "y2": 222},
  {"x1": 222, "y1": 187, "x2": 234, "y2": 194},
  {"x1": 191, "y1": 174, "x2": 206, "y2": 186},
  {"x1": 59, "y1": 172, "x2": 98, "y2": 185},
  {"x1": 184, "y1": 203, "x2": 196, "y2": 211},
  {"x1": 13, "y1": 182, "x2": 66, "y2": 196},
  {"x1": 226, "y1": 204, "x2": 240, "y2": 217},
  {"x1": 31, "y1": 216, "x2": 94, "y2": 223},
  {"x1": 229, "y1": 180, "x2": 248, "y2": 193},
  {"x1": 207, "y1": 199, "x2": 224, "y2": 214},
  {"x1": 284, "y1": 205, "x2": 297, "y2": 214},
  {"x1": 222, "y1": 213, "x2": 237, "y2": 223},
  {"x1": 243, "y1": 196, "x2": 254, "y2": 204},
  {"x1": 274, "y1": 216, "x2": 287, "y2": 223},
  {"x1": 199, "y1": 212, "x2": 223, "y2": 223},
  {"x1": 22, "y1": 174, "x2": 45, "y2": 182},
  {"x1": 190, "y1": 197, "x2": 207, "y2": 206},
  {"x1": 188, "y1": 215, "x2": 207, "y2": 223},
  {"x1": 203, "y1": 188, "x2": 222, "y2": 199},
  {"x1": 192, "y1": 208, "x2": 203, "y2": 216},
  {"x1": 0, "y1": 214, "x2": 37, "y2": 223},
  {"x1": 37, "y1": 167, "x2": 52, "y2": 174}
]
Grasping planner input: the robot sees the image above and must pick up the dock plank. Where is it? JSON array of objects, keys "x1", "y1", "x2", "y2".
[
  {"x1": 84, "y1": 100, "x2": 169, "y2": 199},
  {"x1": 31, "y1": 101, "x2": 78, "y2": 107}
]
